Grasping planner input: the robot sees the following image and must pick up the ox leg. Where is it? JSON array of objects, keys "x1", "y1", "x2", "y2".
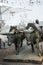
[
  {"x1": 14, "y1": 42, "x2": 19, "y2": 55},
  {"x1": 36, "y1": 39, "x2": 41, "y2": 57},
  {"x1": 14, "y1": 39, "x2": 20, "y2": 55},
  {"x1": 3, "y1": 42, "x2": 5, "y2": 48},
  {"x1": 20, "y1": 40, "x2": 23, "y2": 48},
  {"x1": 20, "y1": 41, "x2": 23, "y2": 48},
  {"x1": 31, "y1": 42, "x2": 34, "y2": 52}
]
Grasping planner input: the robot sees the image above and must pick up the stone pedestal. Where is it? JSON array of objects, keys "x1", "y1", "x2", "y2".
[{"x1": 0, "y1": 38, "x2": 1, "y2": 48}]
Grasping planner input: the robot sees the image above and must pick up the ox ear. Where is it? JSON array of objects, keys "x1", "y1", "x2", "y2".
[{"x1": 9, "y1": 26, "x2": 13, "y2": 32}]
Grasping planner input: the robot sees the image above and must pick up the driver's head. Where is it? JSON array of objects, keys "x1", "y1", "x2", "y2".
[{"x1": 35, "y1": 19, "x2": 39, "y2": 24}]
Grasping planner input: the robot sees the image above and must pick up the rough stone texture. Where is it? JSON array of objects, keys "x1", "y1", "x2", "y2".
[{"x1": 2, "y1": 62, "x2": 42, "y2": 65}]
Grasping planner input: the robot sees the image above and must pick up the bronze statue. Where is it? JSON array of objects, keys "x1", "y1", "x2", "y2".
[{"x1": 7, "y1": 19, "x2": 43, "y2": 56}]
